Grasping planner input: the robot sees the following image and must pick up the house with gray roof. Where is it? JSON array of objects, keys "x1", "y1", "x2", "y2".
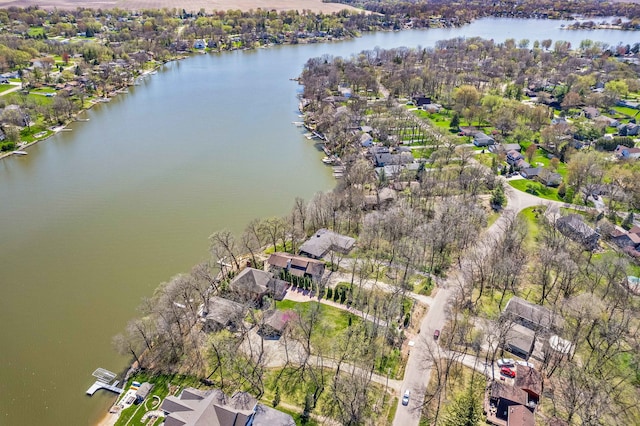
[
  {"x1": 556, "y1": 214, "x2": 600, "y2": 250},
  {"x1": 504, "y1": 323, "x2": 536, "y2": 360},
  {"x1": 299, "y1": 229, "x2": 355, "y2": 259},
  {"x1": 473, "y1": 132, "x2": 495, "y2": 147},
  {"x1": 199, "y1": 296, "x2": 247, "y2": 333},
  {"x1": 502, "y1": 296, "x2": 563, "y2": 332},
  {"x1": 266, "y1": 253, "x2": 325, "y2": 282},
  {"x1": 161, "y1": 387, "x2": 295, "y2": 426}
]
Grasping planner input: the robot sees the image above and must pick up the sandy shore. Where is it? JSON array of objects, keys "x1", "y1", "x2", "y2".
[
  {"x1": 0, "y1": 0, "x2": 360, "y2": 13},
  {"x1": 96, "y1": 411, "x2": 119, "y2": 426}
]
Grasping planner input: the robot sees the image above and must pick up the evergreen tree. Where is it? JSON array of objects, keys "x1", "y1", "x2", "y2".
[
  {"x1": 491, "y1": 184, "x2": 506, "y2": 208},
  {"x1": 450, "y1": 113, "x2": 460, "y2": 131},
  {"x1": 441, "y1": 375, "x2": 482, "y2": 426}
]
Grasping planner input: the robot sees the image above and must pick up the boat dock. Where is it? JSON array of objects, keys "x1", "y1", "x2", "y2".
[
  {"x1": 86, "y1": 380, "x2": 123, "y2": 396},
  {"x1": 86, "y1": 368, "x2": 123, "y2": 396}
]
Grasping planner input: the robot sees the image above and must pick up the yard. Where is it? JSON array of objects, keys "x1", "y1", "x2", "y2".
[
  {"x1": 275, "y1": 300, "x2": 362, "y2": 337},
  {"x1": 114, "y1": 374, "x2": 201, "y2": 426},
  {"x1": 0, "y1": 83, "x2": 14, "y2": 93},
  {"x1": 508, "y1": 179, "x2": 561, "y2": 201}
]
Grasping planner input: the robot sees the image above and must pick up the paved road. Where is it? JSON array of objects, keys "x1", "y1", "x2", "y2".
[{"x1": 391, "y1": 180, "x2": 558, "y2": 426}]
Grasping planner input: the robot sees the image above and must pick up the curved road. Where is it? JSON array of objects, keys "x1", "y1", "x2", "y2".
[{"x1": 392, "y1": 181, "x2": 571, "y2": 425}]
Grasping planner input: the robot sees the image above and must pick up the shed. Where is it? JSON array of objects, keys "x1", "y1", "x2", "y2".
[{"x1": 135, "y1": 382, "x2": 154, "y2": 402}]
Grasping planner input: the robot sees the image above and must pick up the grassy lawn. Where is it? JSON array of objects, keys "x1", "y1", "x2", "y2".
[
  {"x1": 114, "y1": 374, "x2": 201, "y2": 426},
  {"x1": 5, "y1": 92, "x2": 54, "y2": 106},
  {"x1": 275, "y1": 300, "x2": 361, "y2": 336},
  {"x1": 0, "y1": 84, "x2": 14, "y2": 93},
  {"x1": 31, "y1": 86, "x2": 56, "y2": 94},
  {"x1": 508, "y1": 179, "x2": 561, "y2": 201},
  {"x1": 518, "y1": 205, "x2": 546, "y2": 249},
  {"x1": 613, "y1": 105, "x2": 640, "y2": 117},
  {"x1": 27, "y1": 26, "x2": 45, "y2": 37}
]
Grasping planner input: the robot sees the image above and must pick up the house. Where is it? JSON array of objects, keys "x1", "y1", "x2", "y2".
[
  {"x1": 503, "y1": 296, "x2": 563, "y2": 332},
  {"x1": 499, "y1": 143, "x2": 522, "y2": 153},
  {"x1": 617, "y1": 123, "x2": 639, "y2": 136},
  {"x1": 610, "y1": 225, "x2": 640, "y2": 248},
  {"x1": 373, "y1": 151, "x2": 413, "y2": 167},
  {"x1": 360, "y1": 125, "x2": 373, "y2": 134},
  {"x1": 614, "y1": 144, "x2": 640, "y2": 159},
  {"x1": 488, "y1": 382, "x2": 534, "y2": 425},
  {"x1": 556, "y1": 214, "x2": 600, "y2": 250},
  {"x1": 193, "y1": 39, "x2": 206, "y2": 49},
  {"x1": 506, "y1": 150, "x2": 524, "y2": 165},
  {"x1": 519, "y1": 167, "x2": 541, "y2": 179},
  {"x1": 536, "y1": 169, "x2": 562, "y2": 187},
  {"x1": 135, "y1": 382, "x2": 153, "y2": 403},
  {"x1": 229, "y1": 267, "x2": 285, "y2": 304},
  {"x1": 199, "y1": 296, "x2": 247, "y2": 333},
  {"x1": 413, "y1": 95, "x2": 431, "y2": 107},
  {"x1": 473, "y1": 132, "x2": 495, "y2": 147},
  {"x1": 299, "y1": 229, "x2": 355, "y2": 259},
  {"x1": 360, "y1": 133, "x2": 373, "y2": 147},
  {"x1": 504, "y1": 324, "x2": 536, "y2": 359},
  {"x1": 583, "y1": 106, "x2": 600, "y2": 119},
  {"x1": 507, "y1": 405, "x2": 535, "y2": 426},
  {"x1": 515, "y1": 365, "x2": 543, "y2": 400},
  {"x1": 594, "y1": 115, "x2": 620, "y2": 127},
  {"x1": 161, "y1": 387, "x2": 295, "y2": 426},
  {"x1": 266, "y1": 252, "x2": 325, "y2": 282},
  {"x1": 259, "y1": 310, "x2": 297, "y2": 338}
]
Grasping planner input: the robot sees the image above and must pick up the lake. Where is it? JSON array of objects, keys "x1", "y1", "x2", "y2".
[{"x1": 0, "y1": 16, "x2": 635, "y2": 425}]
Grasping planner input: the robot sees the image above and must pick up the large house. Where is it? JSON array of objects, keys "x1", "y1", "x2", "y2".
[
  {"x1": 229, "y1": 267, "x2": 288, "y2": 304},
  {"x1": 556, "y1": 214, "x2": 600, "y2": 251},
  {"x1": 487, "y1": 382, "x2": 535, "y2": 426},
  {"x1": 199, "y1": 296, "x2": 247, "y2": 333},
  {"x1": 161, "y1": 387, "x2": 295, "y2": 426},
  {"x1": 266, "y1": 252, "x2": 325, "y2": 282},
  {"x1": 299, "y1": 229, "x2": 356, "y2": 259},
  {"x1": 502, "y1": 296, "x2": 563, "y2": 333}
]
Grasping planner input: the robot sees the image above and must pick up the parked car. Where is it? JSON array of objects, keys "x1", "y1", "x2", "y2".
[
  {"x1": 500, "y1": 367, "x2": 516, "y2": 378},
  {"x1": 497, "y1": 358, "x2": 515, "y2": 367},
  {"x1": 402, "y1": 390, "x2": 410, "y2": 406},
  {"x1": 516, "y1": 360, "x2": 535, "y2": 368},
  {"x1": 433, "y1": 329, "x2": 440, "y2": 340}
]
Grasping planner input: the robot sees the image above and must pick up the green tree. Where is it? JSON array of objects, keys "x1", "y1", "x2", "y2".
[
  {"x1": 441, "y1": 375, "x2": 482, "y2": 426},
  {"x1": 491, "y1": 184, "x2": 506, "y2": 209},
  {"x1": 449, "y1": 113, "x2": 460, "y2": 131}
]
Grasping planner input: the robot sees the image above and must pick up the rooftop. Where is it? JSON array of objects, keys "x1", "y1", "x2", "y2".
[{"x1": 299, "y1": 229, "x2": 355, "y2": 258}]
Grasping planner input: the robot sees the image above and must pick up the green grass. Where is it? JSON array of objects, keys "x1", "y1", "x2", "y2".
[
  {"x1": 31, "y1": 86, "x2": 56, "y2": 93},
  {"x1": 508, "y1": 179, "x2": 561, "y2": 201},
  {"x1": 27, "y1": 27, "x2": 45, "y2": 37},
  {"x1": 612, "y1": 105, "x2": 640, "y2": 117},
  {"x1": 275, "y1": 300, "x2": 361, "y2": 336},
  {"x1": 5, "y1": 92, "x2": 54, "y2": 106},
  {"x1": 114, "y1": 374, "x2": 201, "y2": 426},
  {"x1": 519, "y1": 205, "x2": 546, "y2": 249},
  {"x1": 0, "y1": 84, "x2": 14, "y2": 93}
]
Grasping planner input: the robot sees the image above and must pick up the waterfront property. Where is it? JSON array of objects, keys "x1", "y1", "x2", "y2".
[
  {"x1": 299, "y1": 228, "x2": 356, "y2": 259},
  {"x1": 161, "y1": 387, "x2": 295, "y2": 426}
]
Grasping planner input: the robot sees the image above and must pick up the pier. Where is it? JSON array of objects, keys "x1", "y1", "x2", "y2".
[{"x1": 86, "y1": 368, "x2": 123, "y2": 396}]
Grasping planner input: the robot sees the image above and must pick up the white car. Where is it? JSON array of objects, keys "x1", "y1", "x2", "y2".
[
  {"x1": 496, "y1": 358, "x2": 515, "y2": 367},
  {"x1": 402, "y1": 390, "x2": 410, "y2": 406},
  {"x1": 516, "y1": 360, "x2": 535, "y2": 368}
]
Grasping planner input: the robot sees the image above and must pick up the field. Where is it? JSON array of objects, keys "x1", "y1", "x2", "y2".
[{"x1": 0, "y1": 0, "x2": 360, "y2": 12}]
